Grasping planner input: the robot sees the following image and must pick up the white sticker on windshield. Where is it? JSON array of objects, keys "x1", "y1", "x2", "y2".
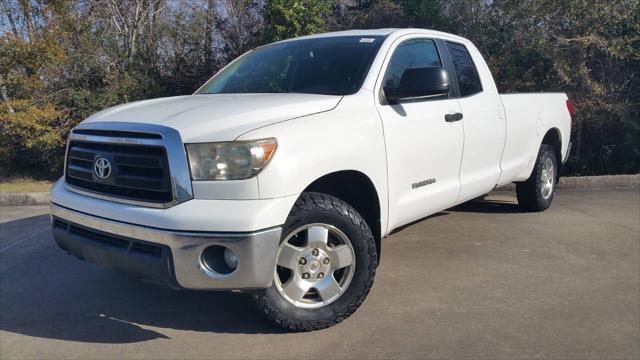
[{"x1": 359, "y1": 38, "x2": 376, "y2": 43}]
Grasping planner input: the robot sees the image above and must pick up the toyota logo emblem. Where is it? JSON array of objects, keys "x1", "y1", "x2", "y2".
[{"x1": 93, "y1": 157, "x2": 112, "y2": 179}]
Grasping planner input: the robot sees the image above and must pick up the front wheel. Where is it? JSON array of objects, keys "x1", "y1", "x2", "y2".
[
  {"x1": 516, "y1": 144, "x2": 558, "y2": 211},
  {"x1": 254, "y1": 192, "x2": 377, "y2": 331}
]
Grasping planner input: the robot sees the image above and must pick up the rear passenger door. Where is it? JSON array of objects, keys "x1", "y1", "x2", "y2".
[{"x1": 444, "y1": 41, "x2": 506, "y2": 202}]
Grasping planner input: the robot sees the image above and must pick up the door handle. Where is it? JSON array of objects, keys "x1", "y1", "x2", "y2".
[{"x1": 445, "y1": 112, "x2": 463, "y2": 122}]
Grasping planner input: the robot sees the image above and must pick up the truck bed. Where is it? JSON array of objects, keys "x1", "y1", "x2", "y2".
[{"x1": 497, "y1": 93, "x2": 571, "y2": 185}]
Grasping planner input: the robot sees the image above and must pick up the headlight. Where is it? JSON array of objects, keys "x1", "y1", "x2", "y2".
[{"x1": 186, "y1": 139, "x2": 277, "y2": 180}]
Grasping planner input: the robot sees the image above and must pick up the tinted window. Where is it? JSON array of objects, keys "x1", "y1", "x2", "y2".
[
  {"x1": 446, "y1": 41, "x2": 482, "y2": 96},
  {"x1": 383, "y1": 39, "x2": 442, "y2": 89},
  {"x1": 196, "y1": 36, "x2": 384, "y2": 96}
]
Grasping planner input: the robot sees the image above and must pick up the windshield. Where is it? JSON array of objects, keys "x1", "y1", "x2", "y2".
[{"x1": 196, "y1": 36, "x2": 385, "y2": 96}]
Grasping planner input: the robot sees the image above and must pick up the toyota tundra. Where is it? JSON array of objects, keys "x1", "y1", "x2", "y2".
[{"x1": 50, "y1": 28, "x2": 573, "y2": 331}]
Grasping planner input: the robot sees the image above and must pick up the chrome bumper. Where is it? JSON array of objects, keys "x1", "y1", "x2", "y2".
[{"x1": 50, "y1": 203, "x2": 281, "y2": 290}]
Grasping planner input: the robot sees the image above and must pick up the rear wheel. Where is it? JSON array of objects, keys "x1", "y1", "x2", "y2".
[
  {"x1": 255, "y1": 192, "x2": 377, "y2": 331},
  {"x1": 516, "y1": 144, "x2": 558, "y2": 211}
]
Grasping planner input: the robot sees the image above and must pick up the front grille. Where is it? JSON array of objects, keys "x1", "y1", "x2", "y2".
[{"x1": 65, "y1": 137, "x2": 173, "y2": 204}]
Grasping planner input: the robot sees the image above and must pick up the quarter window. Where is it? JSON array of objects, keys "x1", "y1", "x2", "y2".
[
  {"x1": 446, "y1": 41, "x2": 482, "y2": 97},
  {"x1": 383, "y1": 39, "x2": 442, "y2": 89}
]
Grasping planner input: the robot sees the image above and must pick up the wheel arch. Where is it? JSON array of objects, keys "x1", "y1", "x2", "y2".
[
  {"x1": 302, "y1": 170, "x2": 382, "y2": 261},
  {"x1": 541, "y1": 127, "x2": 562, "y2": 181}
]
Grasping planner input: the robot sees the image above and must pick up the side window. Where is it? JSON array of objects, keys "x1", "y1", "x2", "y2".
[
  {"x1": 383, "y1": 39, "x2": 442, "y2": 89},
  {"x1": 445, "y1": 41, "x2": 482, "y2": 97}
]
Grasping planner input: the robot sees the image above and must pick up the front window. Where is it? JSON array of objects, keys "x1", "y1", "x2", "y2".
[
  {"x1": 196, "y1": 36, "x2": 385, "y2": 96},
  {"x1": 383, "y1": 38, "x2": 442, "y2": 89}
]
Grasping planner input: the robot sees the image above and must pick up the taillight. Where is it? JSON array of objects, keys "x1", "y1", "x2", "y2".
[{"x1": 566, "y1": 99, "x2": 575, "y2": 118}]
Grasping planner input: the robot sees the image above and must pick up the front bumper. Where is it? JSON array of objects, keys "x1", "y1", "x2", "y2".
[
  {"x1": 51, "y1": 203, "x2": 282, "y2": 290},
  {"x1": 50, "y1": 179, "x2": 298, "y2": 232}
]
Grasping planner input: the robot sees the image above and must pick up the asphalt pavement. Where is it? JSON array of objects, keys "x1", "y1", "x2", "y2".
[{"x1": 0, "y1": 189, "x2": 638, "y2": 359}]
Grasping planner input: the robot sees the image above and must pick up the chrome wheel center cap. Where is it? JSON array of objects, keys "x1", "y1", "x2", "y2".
[
  {"x1": 298, "y1": 248, "x2": 330, "y2": 280},
  {"x1": 309, "y1": 260, "x2": 321, "y2": 273}
]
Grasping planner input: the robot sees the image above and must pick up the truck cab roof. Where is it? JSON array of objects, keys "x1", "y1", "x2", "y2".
[{"x1": 280, "y1": 28, "x2": 470, "y2": 44}]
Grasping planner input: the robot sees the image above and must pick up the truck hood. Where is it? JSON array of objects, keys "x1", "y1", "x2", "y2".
[{"x1": 83, "y1": 93, "x2": 342, "y2": 142}]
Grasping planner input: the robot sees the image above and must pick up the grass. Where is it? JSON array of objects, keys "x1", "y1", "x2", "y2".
[{"x1": 0, "y1": 178, "x2": 54, "y2": 193}]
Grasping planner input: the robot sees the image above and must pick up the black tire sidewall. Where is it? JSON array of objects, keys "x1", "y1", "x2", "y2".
[
  {"x1": 262, "y1": 193, "x2": 377, "y2": 323},
  {"x1": 516, "y1": 144, "x2": 558, "y2": 212}
]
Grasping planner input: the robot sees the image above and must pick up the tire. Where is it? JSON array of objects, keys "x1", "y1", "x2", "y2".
[
  {"x1": 516, "y1": 144, "x2": 558, "y2": 211},
  {"x1": 254, "y1": 192, "x2": 377, "y2": 331}
]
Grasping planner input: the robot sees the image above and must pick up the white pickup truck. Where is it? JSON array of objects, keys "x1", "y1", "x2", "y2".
[{"x1": 50, "y1": 28, "x2": 572, "y2": 331}]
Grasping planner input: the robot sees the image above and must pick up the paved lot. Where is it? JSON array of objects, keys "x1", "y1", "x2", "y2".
[{"x1": 1, "y1": 189, "x2": 638, "y2": 359}]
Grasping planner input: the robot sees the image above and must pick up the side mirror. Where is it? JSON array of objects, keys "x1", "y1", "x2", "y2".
[{"x1": 384, "y1": 67, "x2": 450, "y2": 104}]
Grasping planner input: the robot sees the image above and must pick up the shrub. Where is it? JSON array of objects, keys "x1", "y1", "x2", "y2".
[{"x1": 0, "y1": 99, "x2": 71, "y2": 179}]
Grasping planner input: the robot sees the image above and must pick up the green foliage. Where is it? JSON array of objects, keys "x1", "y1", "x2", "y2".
[
  {"x1": 398, "y1": 0, "x2": 441, "y2": 27},
  {"x1": 0, "y1": 99, "x2": 69, "y2": 178},
  {"x1": 263, "y1": 0, "x2": 335, "y2": 42},
  {"x1": 0, "y1": 0, "x2": 637, "y2": 179},
  {"x1": 438, "y1": 0, "x2": 640, "y2": 175},
  {"x1": 0, "y1": 32, "x2": 66, "y2": 96}
]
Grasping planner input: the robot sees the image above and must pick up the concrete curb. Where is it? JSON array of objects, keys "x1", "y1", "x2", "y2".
[
  {"x1": 1, "y1": 192, "x2": 51, "y2": 206},
  {"x1": 1, "y1": 175, "x2": 638, "y2": 206},
  {"x1": 497, "y1": 174, "x2": 640, "y2": 191}
]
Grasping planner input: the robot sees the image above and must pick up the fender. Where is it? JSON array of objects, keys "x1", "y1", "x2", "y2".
[{"x1": 238, "y1": 92, "x2": 390, "y2": 236}]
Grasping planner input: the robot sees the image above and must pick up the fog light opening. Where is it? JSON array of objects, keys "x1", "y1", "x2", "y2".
[
  {"x1": 223, "y1": 247, "x2": 239, "y2": 270},
  {"x1": 201, "y1": 245, "x2": 238, "y2": 275}
]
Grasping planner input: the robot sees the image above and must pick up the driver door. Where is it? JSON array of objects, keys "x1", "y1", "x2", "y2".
[{"x1": 375, "y1": 37, "x2": 464, "y2": 230}]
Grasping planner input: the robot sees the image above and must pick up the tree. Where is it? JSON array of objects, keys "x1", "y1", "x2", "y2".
[
  {"x1": 0, "y1": 0, "x2": 637, "y2": 178},
  {"x1": 263, "y1": 0, "x2": 334, "y2": 42}
]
